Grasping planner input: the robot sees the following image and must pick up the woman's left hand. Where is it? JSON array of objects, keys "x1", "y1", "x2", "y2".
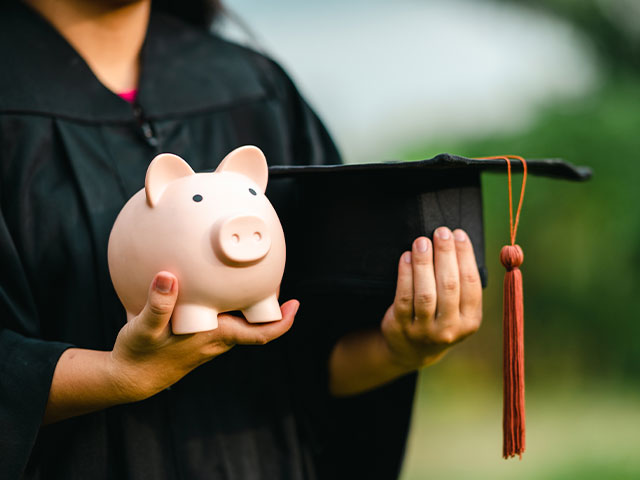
[{"x1": 381, "y1": 227, "x2": 483, "y2": 370}]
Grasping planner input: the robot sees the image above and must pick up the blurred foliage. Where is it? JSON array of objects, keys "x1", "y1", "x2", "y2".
[
  {"x1": 399, "y1": 3, "x2": 640, "y2": 478},
  {"x1": 496, "y1": 0, "x2": 640, "y2": 73},
  {"x1": 400, "y1": 365, "x2": 640, "y2": 479},
  {"x1": 405, "y1": 74, "x2": 640, "y2": 380}
]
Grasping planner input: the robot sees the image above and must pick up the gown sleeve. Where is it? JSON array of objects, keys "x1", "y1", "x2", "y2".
[{"x1": 0, "y1": 188, "x2": 73, "y2": 479}]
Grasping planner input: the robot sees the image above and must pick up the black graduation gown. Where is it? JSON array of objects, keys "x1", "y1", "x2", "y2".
[{"x1": 0, "y1": 4, "x2": 416, "y2": 479}]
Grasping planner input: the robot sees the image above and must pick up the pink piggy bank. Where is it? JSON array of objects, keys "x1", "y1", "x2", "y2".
[{"x1": 107, "y1": 146, "x2": 286, "y2": 334}]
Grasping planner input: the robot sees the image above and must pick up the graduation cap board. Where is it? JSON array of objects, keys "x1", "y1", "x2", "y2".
[
  {"x1": 269, "y1": 153, "x2": 589, "y2": 294},
  {"x1": 266, "y1": 153, "x2": 591, "y2": 471}
]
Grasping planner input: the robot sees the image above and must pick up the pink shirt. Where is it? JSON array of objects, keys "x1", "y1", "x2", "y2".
[{"x1": 118, "y1": 89, "x2": 138, "y2": 104}]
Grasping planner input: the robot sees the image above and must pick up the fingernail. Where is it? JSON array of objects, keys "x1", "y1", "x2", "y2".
[
  {"x1": 155, "y1": 275, "x2": 173, "y2": 293},
  {"x1": 454, "y1": 230, "x2": 466, "y2": 242},
  {"x1": 403, "y1": 251, "x2": 412, "y2": 264},
  {"x1": 435, "y1": 227, "x2": 451, "y2": 240},
  {"x1": 416, "y1": 238, "x2": 428, "y2": 252}
]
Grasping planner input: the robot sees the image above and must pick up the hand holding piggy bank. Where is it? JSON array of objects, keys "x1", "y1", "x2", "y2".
[{"x1": 108, "y1": 146, "x2": 286, "y2": 334}]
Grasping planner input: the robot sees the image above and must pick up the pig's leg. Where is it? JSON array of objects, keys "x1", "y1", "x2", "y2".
[
  {"x1": 242, "y1": 294, "x2": 282, "y2": 323},
  {"x1": 171, "y1": 303, "x2": 219, "y2": 334}
]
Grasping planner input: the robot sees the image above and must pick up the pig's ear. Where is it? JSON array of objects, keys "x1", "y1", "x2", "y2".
[
  {"x1": 145, "y1": 153, "x2": 195, "y2": 207},
  {"x1": 215, "y1": 146, "x2": 268, "y2": 193}
]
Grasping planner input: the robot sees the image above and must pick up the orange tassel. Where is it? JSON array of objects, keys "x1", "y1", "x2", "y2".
[
  {"x1": 501, "y1": 244, "x2": 525, "y2": 458},
  {"x1": 477, "y1": 155, "x2": 528, "y2": 458}
]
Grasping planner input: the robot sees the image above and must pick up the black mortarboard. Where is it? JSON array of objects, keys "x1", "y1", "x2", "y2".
[
  {"x1": 266, "y1": 154, "x2": 590, "y2": 476},
  {"x1": 268, "y1": 153, "x2": 590, "y2": 294}
]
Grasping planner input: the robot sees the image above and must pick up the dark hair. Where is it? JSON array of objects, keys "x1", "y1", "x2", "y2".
[
  {"x1": 0, "y1": 1, "x2": 224, "y2": 29},
  {"x1": 153, "y1": 0, "x2": 224, "y2": 28}
]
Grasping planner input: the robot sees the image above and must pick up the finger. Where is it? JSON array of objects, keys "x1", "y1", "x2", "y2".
[
  {"x1": 392, "y1": 251, "x2": 414, "y2": 328},
  {"x1": 137, "y1": 271, "x2": 179, "y2": 332},
  {"x1": 411, "y1": 237, "x2": 437, "y2": 324},
  {"x1": 433, "y1": 227, "x2": 460, "y2": 321},
  {"x1": 453, "y1": 229, "x2": 483, "y2": 327},
  {"x1": 218, "y1": 300, "x2": 299, "y2": 346}
]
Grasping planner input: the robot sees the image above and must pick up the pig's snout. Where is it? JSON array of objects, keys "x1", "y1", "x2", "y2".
[{"x1": 212, "y1": 215, "x2": 272, "y2": 264}]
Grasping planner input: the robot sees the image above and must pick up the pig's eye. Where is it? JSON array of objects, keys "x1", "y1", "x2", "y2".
[
  {"x1": 248, "y1": 188, "x2": 257, "y2": 196},
  {"x1": 192, "y1": 194, "x2": 203, "y2": 202}
]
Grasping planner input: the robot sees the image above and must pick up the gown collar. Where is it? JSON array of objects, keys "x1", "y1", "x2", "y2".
[{"x1": 0, "y1": 2, "x2": 267, "y2": 123}]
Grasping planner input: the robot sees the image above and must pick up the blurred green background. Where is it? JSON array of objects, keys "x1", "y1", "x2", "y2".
[
  {"x1": 400, "y1": 76, "x2": 640, "y2": 478},
  {"x1": 225, "y1": 0, "x2": 640, "y2": 477},
  {"x1": 399, "y1": 1, "x2": 640, "y2": 478}
]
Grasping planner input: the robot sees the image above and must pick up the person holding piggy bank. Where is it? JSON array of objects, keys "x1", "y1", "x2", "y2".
[{"x1": 0, "y1": 1, "x2": 482, "y2": 478}]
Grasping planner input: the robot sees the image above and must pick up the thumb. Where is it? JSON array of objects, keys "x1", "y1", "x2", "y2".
[{"x1": 138, "y1": 271, "x2": 178, "y2": 331}]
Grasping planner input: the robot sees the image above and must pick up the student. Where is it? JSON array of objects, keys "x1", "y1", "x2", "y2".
[{"x1": 0, "y1": 1, "x2": 483, "y2": 478}]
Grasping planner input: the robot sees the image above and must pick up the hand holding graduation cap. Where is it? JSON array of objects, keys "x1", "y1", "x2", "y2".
[
  {"x1": 381, "y1": 228, "x2": 482, "y2": 370},
  {"x1": 329, "y1": 226, "x2": 482, "y2": 397}
]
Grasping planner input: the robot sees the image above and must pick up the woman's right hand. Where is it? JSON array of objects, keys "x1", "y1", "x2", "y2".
[
  {"x1": 43, "y1": 272, "x2": 297, "y2": 425},
  {"x1": 110, "y1": 271, "x2": 298, "y2": 402}
]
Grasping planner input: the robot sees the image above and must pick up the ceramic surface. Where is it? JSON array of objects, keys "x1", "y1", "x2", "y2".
[{"x1": 108, "y1": 146, "x2": 286, "y2": 334}]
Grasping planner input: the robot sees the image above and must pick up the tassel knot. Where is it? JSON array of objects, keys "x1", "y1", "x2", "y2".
[{"x1": 500, "y1": 245, "x2": 524, "y2": 271}]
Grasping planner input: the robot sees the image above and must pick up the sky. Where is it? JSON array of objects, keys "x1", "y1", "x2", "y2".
[{"x1": 221, "y1": 0, "x2": 599, "y2": 163}]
